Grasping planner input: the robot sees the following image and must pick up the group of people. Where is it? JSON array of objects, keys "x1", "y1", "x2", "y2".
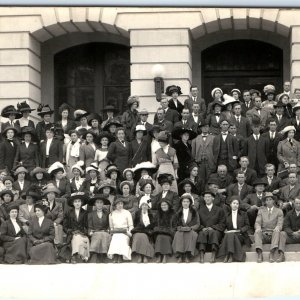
[{"x1": 1, "y1": 81, "x2": 300, "y2": 264}]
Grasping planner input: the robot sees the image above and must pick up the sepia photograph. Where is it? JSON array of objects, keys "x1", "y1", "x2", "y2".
[{"x1": 0, "y1": 4, "x2": 300, "y2": 299}]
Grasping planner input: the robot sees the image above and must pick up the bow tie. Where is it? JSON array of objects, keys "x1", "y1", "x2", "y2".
[
  {"x1": 71, "y1": 142, "x2": 76, "y2": 145},
  {"x1": 214, "y1": 113, "x2": 220, "y2": 116}
]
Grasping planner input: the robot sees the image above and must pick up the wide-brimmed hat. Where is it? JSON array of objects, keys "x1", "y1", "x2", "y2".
[
  {"x1": 138, "y1": 178, "x2": 155, "y2": 191},
  {"x1": 127, "y1": 96, "x2": 139, "y2": 106},
  {"x1": 14, "y1": 166, "x2": 28, "y2": 176},
  {"x1": 166, "y1": 85, "x2": 182, "y2": 96},
  {"x1": 139, "y1": 195, "x2": 152, "y2": 208},
  {"x1": 48, "y1": 162, "x2": 65, "y2": 176},
  {"x1": 157, "y1": 173, "x2": 174, "y2": 185},
  {"x1": 20, "y1": 126, "x2": 36, "y2": 137},
  {"x1": 133, "y1": 161, "x2": 157, "y2": 178},
  {"x1": 282, "y1": 125, "x2": 296, "y2": 135},
  {"x1": 149, "y1": 125, "x2": 161, "y2": 138},
  {"x1": 263, "y1": 192, "x2": 275, "y2": 201},
  {"x1": 172, "y1": 127, "x2": 197, "y2": 140},
  {"x1": 264, "y1": 84, "x2": 276, "y2": 96},
  {"x1": 252, "y1": 178, "x2": 268, "y2": 187},
  {"x1": 202, "y1": 190, "x2": 215, "y2": 197},
  {"x1": 34, "y1": 203, "x2": 49, "y2": 214},
  {"x1": 86, "y1": 162, "x2": 100, "y2": 174},
  {"x1": 17, "y1": 101, "x2": 35, "y2": 113},
  {"x1": 123, "y1": 168, "x2": 134, "y2": 178},
  {"x1": 105, "y1": 164, "x2": 121, "y2": 177},
  {"x1": 68, "y1": 192, "x2": 88, "y2": 207},
  {"x1": 211, "y1": 87, "x2": 223, "y2": 98},
  {"x1": 207, "y1": 178, "x2": 219, "y2": 186},
  {"x1": 0, "y1": 189, "x2": 14, "y2": 200},
  {"x1": 82, "y1": 129, "x2": 97, "y2": 140},
  {"x1": 222, "y1": 94, "x2": 240, "y2": 108},
  {"x1": 231, "y1": 89, "x2": 241, "y2": 96},
  {"x1": 2, "y1": 176, "x2": 14, "y2": 183},
  {"x1": 157, "y1": 130, "x2": 170, "y2": 143},
  {"x1": 87, "y1": 113, "x2": 102, "y2": 126},
  {"x1": 21, "y1": 188, "x2": 41, "y2": 201},
  {"x1": 211, "y1": 100, "x2": 224, "y2": 110},
  {"x1": 2, "y1": 126, "x2": 18, "y2": 136},
  {"x1": 98, "y1": 180, "x2": 116, "y2": 194},
  {"x1": 102, "y1": 105, "x2": 119, "y2": 113},
  {"x1": 274, "y1": 101, "x2": 285, "y2": 109},
  {"x1": 179, "y1": 193, "x2": 194, "y2": 205},
  {"x1": 249, "y1": 89, "x2": 261, "y2": 96},
  {"x1": 96, "y1": 131, "x2": 114, "y2": 144},
  {"x1": 178, "y1": 178, "x2": 197, "y2": 194},
  {"x1": 41, "y1": 183, "x2": 61, "y2": 196},
  {"x1": 7, "y1": 204, "x2": 19, "y2": 213},
  {"x1": 37, "y1": 104, "x2": 54, "y2": 116},
  {"x1": 134, "y1": 125, "x2": 147, "y2": 135},
  {"x1": 71, "y1": 164, "x2": 84, "y2": 176},
  {"x1": 102, "y1": 119, "x2": 123, "y2": 132},
  {"x1": 138, "y1": 108, "x2": 149, "y2": 115},
  {"x1": 292, "y1": 102, "x2": 300, "y2": 113},
  {"x1": 74, "y1": 109, "x2": 89, "y2": 121},
  {"x1": 1, "y1": 105, "x2": 22, "y2": 119},
  {"x1": 30, "y1": 167, "x2": 47, "y2": 178},
  {"x1": 278, "y1": 93, "x2": 289, "y2": 102},
  {"x1": 113, "y1": 197, "x2": 126, "y2": 206},
  {"x1": 119, "y1": 180, "x2": 134, "y2": 192},
  {"x1": 88, "y1": 194, "x2": 111, "y2": 206}
]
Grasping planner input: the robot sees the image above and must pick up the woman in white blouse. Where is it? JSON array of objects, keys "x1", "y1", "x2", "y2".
[
  {"x1": 0, "y1": 205, "x2": 27, "y2": 264},
  {"x1": 217, "y1": 196, "x2": 252, "y2": 263},
  {"x1": 107, "y1": 198, "x2": 133, "y2": 263}
]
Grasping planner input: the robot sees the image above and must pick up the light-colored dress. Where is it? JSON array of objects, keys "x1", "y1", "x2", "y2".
[
  {"x1": 107, "y1": 209, "x2": 133, "y2": 260},
  {"x1": 94, "y1": 148, "x2": 110, "y2": 180}
]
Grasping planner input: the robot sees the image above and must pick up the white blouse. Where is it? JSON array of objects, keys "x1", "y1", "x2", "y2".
[{"x1": 11, "y1": 219, "x2": 21, "y2": 234}]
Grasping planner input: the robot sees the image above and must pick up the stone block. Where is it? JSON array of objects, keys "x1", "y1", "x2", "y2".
[
  {"x1": 73, "y1": 22, "x2": 94, "y2": 33},
  {"x1": 291, "y1": 44, "x2": 300, "y2": 60},
  {"x1": 291, "y1": 61, "x2": 300, "y2": 78},
  {"x1": 0, "y1": 82, "x2": 40, "y2": 101},
  {"x1": 233, "y1": 19, "x2": 247, "y2": 30},
  {"x1": 0, "y1": 15, "x2": 42, "y2": 33},
  {"x1": 44, "y1": 24, "x2": 66, "y2": 37},
  {"x1": 59, "y1": 21, "x2": 79, "y2": 33},
  {"x1": 262, "y1": 8, "x2": 279, "y2": 23},
  {"x1": 31, "y1": 28, "x2": 53, "y2": 43},
  {"x1": 87, "y1": 7, "x2": 102, "y2": 22},
  {"x1": 278, "y1": 10, "x2": 300, "y2": 27},
  {"x1": 71, "y1": 7, "x2": 87, "y2": 23},
  {"x1": 291, "y1": 26, "x2": 300, "y2": 44},
  {"x1": 55, "y1": 7, "x2": 71, "y2": 23}
]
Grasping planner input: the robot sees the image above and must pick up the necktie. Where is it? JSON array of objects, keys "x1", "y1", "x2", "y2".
[
  {"x1": 268, "y1": 208, "x2": 271, "y2": 218},
  {"x1": 193, "y1": 97, "x2": 196, "y2": 102},
  {"x1": 290, "y1": 139, "x2": 293, "y2": 147},
  {"x1": 271, "y1": 132, "x2": 274, "y2": 140},
  {"x1": 278, "y1": 115, "x2": 281, "y2": 121},
  {"x1": 236, "y1": 117, "x2": 240, "y2": 125}
]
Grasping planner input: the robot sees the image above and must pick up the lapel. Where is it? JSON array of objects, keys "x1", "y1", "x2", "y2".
[{"x1": 182, "y1": 210, "x2": 192, "y2": 225}]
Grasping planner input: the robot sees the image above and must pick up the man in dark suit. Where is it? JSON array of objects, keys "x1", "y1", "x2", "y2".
[
  {"x1": 153, "y1": 108, "x2": 174, "y2": 133},
  {"x1": 130, "y1": 108, "x2": 153, "y2": 140},
  {"x1": 184, "y1": 85, "x2": 206, "y2": 116},
  {"x1": 229, "y1": 103, "x2": 251, "y2": 137},
  {"x1": 241, "y1": 90, "x2": 254, "y2": 117},
  {"x1": 174, "y1": 108, "x2": 197, "y2": 132},
  {"x1": 270, "y1": 102, "x2": 290, "y2": 133},
  {"x1": 208, "y1": 165, "x2": 233, "y2": 190},
  {"x1": 35, "y1": 104, "x2": 54, "y2": 142},
  {"x1": 262, "y1": 163, "x2": 283, "y2": 193},
  {"x1": 188, "y1": 102, "x2": 205, "y2": 131},
  {"x1": 212, "y1": 119, "x2": 239, "y2": 173},
  {"x1": 227, "y1": 171, "x2": 253, "y2": 204},
  {"x1": 229, "y1": 123, "x2": 245, "y2": 158},
  {"x1": 290, "y1": 103, "x2": 300, "y2": 141},
  {"x1": 246, "y1": 96, "x2": 270, "y2": 127},
  {"x1": 40, "y1": 126, "x2": 63, "y2": 168},
  {"x1": 197, "y1": 190, "x2": 226, "y2": 263},
  {"x1": 233, "y1": 156, "x2": 257, "y2": 186},
  {"x1": 154, "y1": 98, "x2": 179, "y2": 125}
]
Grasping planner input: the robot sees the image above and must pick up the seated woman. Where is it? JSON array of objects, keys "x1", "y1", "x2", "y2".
[
  {"x1": 137, "y1": 178, "x2": 156, "y2": 210},
  {"x1": 88, "y1": 195, "x2": 111, "y2": 263},
  {"x1": 178, "y1": 179, "x2": 200, "y2": 210},
  {"x1": 29, "y1": 167, "x2": 49, "y2": 197},
  {"x1": 122, "y1": 168, "x2": 135, "y2": 192},
  {"x1": 172, "y1": 193, "x2": 200, "y2": 263},
  {"x1": 80, "y1": 163, "x2": 101, "y2": 198},
  {"x1": 118, "y1": 181, "x2": 138, "y2": 218},
  {"x1": 62, "y1": 192, "x2": 89, "y2": 264},
  {"x1": 0, "y1": 189, "x2": 23, "y2": 223},
  {"x1": 27, "y1": 203, "x2": 57, "y2": 264},
  {"x1": 107, "y1": 198, "x2": 133, "y2": 263},
  {"x1": 42, "y1": 183, "x2": 64, "y2": 247},
  {"x1": 105, "y1": 164, "x2": 122, "y2": 192},
  {"x1": 0, "y1": 204, "x2": 27, "y2": 264},
  {"x1": 70, "y1": 164, "x2": 85, "y2": 193},
  {"x1": 131, "y1": 196, "x2": 155, "y2": 263},
  {"x1": 153, "y1": 199, "x2": 175, "y2": 263},
  {"x1": 97, "y1": 180, "x2": 116, "y2": 211},
  {"x1": 2, "y1": 176, "x2": 19, "y2": 201},
  {"x1": 217, "y1": 196, "x2": 252, "y2": 263}
]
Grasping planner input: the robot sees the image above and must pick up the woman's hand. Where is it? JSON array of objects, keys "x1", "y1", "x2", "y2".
[{"x1": 126, "y1": 230, "x2": 132, "y2": 238}]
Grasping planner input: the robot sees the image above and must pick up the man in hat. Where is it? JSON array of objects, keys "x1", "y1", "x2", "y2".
[
  {"x1": 243, "y1": 119, "x2": 269, "y2": 177},
  {"x1": 280, "y1": 163, "x2": 300, "y2": 184},
  {"x1": 40, "y1": 126, "x2": 63, "y2": 168},
  {"x1": 35, "y1": 104, "x2": 54, "y2": 142},
  {"x1": 240, "y1": 178, "x2": 268, "y2": 229},
  {"x1": 246, "y1": 96, "x2": 270, "y2": 127},
  {"x1": 184, "y1": 85, "x2": 206, "y2": 116},
  {"x1": 254, "y1": 192, "x2": 284, "y2": 263},
  {"x1": 241, "y1": 90, "x2": 254, "y2": 116},
  {"x1": 199, "y1": 179, "x2": 225, "y2": 208},
  {"x1": 229, "y1": 103, "x2": 251, "y2": 138},
  {"x1": 197, "y1": 190, "x2": 226, "y2": 263},
  {"x1": 130, "y1": 108, "x2": 153, "y2": 141},
  {"x1": 154, "y1": 97, "x2": 179, "y2": 125},
  {"x1": 166, "y1": 85, "x2": 184, "y2": 116},
  {"x1": 153, "y1": 107, "x2": 174, "y2": 133},
  {"x1": 174, "y1": 108, "x2": 197, "y2": 132},
  {"x1": 233, "y1": 156, "x2": 257, "y2": 186},
  {"x1": 212, "y1": 119, "x2": 239, "y2": 173},
  {"x1": 191, "y1": 121, "x2": 215, "y2": 181}
]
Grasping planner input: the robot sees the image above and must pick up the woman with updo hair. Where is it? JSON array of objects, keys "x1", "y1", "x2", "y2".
[{"x1": 121, "y1": 96, "x2": 139, "y2": 140}]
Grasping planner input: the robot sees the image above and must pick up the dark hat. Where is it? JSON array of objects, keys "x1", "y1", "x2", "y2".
[
  {"x1": 119, "y1": 180, "x2": 134, "y2": 192},
  {"x1": 249, "y1": 89, "x2": 261, "y2": 96},
  {"x1": 1, "y1": 105, "x2": 22, "y2": 119},
  {"x1": 45, "y1": 124, "x2": 55, "y2": 132},
  {"x1": 157, "y1": 173, "x2": 174, "y2": 185},
  {"x1": 34, "y1": 203, "x2": 49, "y2": 214},
  {"x1": 251, "y1": 115, "x2": 262, "y2": 127},
  {"x1": 178, "y1": 178, "x2": 197, "y2": 194},
  {"x1": 2, "y1": 176, "x2": 14, "y2": 183},
  {"x1": 30, "y1": 167, "x2": 47, "y2": 177},
  {"x1": 157, "y1": 130, "x2": 170, "y2": 143},
  {"x1": 77, "y1": 128, "x2": 88, "y2": 138},
  {"x1": 211, "y1": 100, "x2": 224, "y2": 110},
  {"x1": 103, "y1": 119, "x2": 122, "y2": 132},
  {"x1": 82, "y1": 129, "x2": 97, "y2": 140},
  {"x1": 58, "y1": 103, "x2": 72, "y2": 115},
  {"x1": 179, "y1": 193, "x2": 194, "y2": 205},
  {"x1": 21, "y1": 188, "x2": 41, "y2": 201},
  {"x1": 98, "y1": 180, "x2": 116, "y2": 194},
  {"x1": 207, "y1": 178, "x2": 219, "y2": 186},
  {"x1": 202, "y1": 190, "x2": 215, "y2": 197},
  {"x1": 2, "y1": 126, "x2": 18, "y2": 136},
  {"x1": 127, "y1": 96, "x2": 139, "y2": 106},
  {"x1": 102, "y1": 105, "x2": 119, "y2": 113},
  {"x1": 21, "y1": 126, "x2": 36, "y2": 136},
  {"x1": 228, "y1": 195, "x2": 240, "y2": 204},
  {"x1": 37, "y1": 104, "x2": 54, "y2": 116},
  {"x1": 166, "y1": 85, "x2": 182, "y2": 96},
  {"x1": 87, "y1": 113, "x2": 102, "y2": 126},
  {"x1": 105, "y1": 164, "x2": 121, "y2": 178},
  {"x1": 89, "y1": 194, "x2": 111, "y2": 206},
  {"x1": 172, "y1": 127, "x2": 197, "y2": 140},
  {"x1": 7, "y1": 204, "x2": 19, "y2": 212},
  {"x1": 253, "y1": 178, "x2": 268, "y2": 187},
  {"x1": 158, "y1": 198, "x2": 172, "y2": 209},
  {"x1": 95, "y1": 131, "x2": 114, "y2": 145},
  {"x1": 274, "y1": 101, "x2": 285, "y2": 108},
  {"x1": 138, "y1": 178, "x2": 155, "y2": 191},
  {"x1": 113, "y1": 197, "x2": 126, "y2": 206},
  {"x1": 17, "y1": 101, "x2": 35, "y2": 113},
  {"x1": 0, "y1": 189, "x2": 14, "y2": 200},
  {"x1": 68, "y1": 192, "x2": 88, "y2": 207},
  {"x1": 149, "y1": 125, "x2": 161, "y2": 138},
  {"x1": 74, "y1": 109, "x2": 89, "y2": 121}
]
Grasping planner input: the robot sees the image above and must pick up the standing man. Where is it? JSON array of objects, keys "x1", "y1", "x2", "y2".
[
  {"x1": 188, "y1": 102, "x2": 205, "y2": 130},
  {"x1": 174, "y1": 108, "x2": 197, "y2": 132},
  {"x1": 246, "y1": 96, "x2": 270, "y2": 128},
  {"x1": 230, "y1": 103, "x2": 251, "y2": 137},
  {"x1": 153, "y1": 107, "x2": 173, "y2": 133},
  {"x1": 154, "y1": 97, "x2": 179, "y2": 125},
  {"x1": 184, "y1": 85, "x2": 206, "y2": 116},
  {"x1": 241, "y1": 90, "x2": 254, "y2": 117},
  {"x1": 130, "y1": 108, "x2": 153, "y2": 141}
]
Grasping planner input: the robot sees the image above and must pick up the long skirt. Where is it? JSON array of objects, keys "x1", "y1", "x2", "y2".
[
  {"x1": 154, "y1": 234, "x2": 173, "y2": 255},
  {"x1": 72, "y1": 234, "x2": 90, "y2": 261},
  {"x1": 107, "y1": 233, "x2": 131, "y2": 260},
  {"x1": 154, "y1": 162, "x2": 178, "y2": 194},
  {"x1": 54, "y1": 224, "x2": 64, "y2": 245},
  {"x1": 132, "y1": 233, "x2": 154, "y2": 258},
  {"x1": 217, "y1": 232, "x2": 247, "y2": 262},
  {"x1": 3, "y1": 237, "x2": 27, "y2": 264},
  {"x1": 172, "y1": 230, "x2": 198, "y2": 257},
  {"x1": 90, "y1": 231, "x2": 111, "y2": 254},
  {"x1": 29, "y1": 242, "x2": 57, "y2": 264}
]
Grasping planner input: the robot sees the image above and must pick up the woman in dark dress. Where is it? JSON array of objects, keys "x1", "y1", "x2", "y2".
[
  {"x1": 87, "y1": 113, "x2": 102, "y2": 138},
  {"x1": 15, "y1": 101, "x2": 35, "y2": 130},
  {"x1": 57, "y1": 103, "x2": 77, "y2": 134},
  {"x1": 88, "y1": 195, "x2": 111, "y2": 263},
  {"x1": 172, "y1": 193, "x2": 200, "y2": 263},
  {"x1": 27, "y1": 203, "x2": 57, "y2": 264},
  {"x1": 178, "y1": 178, "x2": 200, "y2": 210},
  {"x1": 0, "y1": 189, "x2": 22, "y2": 223},
  {"x1": 118, "y1": 181, "x2": 139, "y2": 218},
  {"x1": 131, "y1": 196, "x2": 155, "y2": 263},
  {"x1": 153, "y1": 199, "x2": 175, "y2": 263},
  {"x1": 0, "y1": 205, "x2": 27, "y2": 264},
  {"x1": 121, "y1": 96, "x2": 139, "y2": 140},
  {"x1": 217, "y1": 196, "x2": 252, "y2": 262},
  {"x1": 29, "y1": 167, "x2": 49, "y2": 197},
  {"x1": 187, "y1": 163, "x2": 205, "y2": 195}
]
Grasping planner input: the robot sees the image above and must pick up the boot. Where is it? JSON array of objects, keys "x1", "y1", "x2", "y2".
[
  {"x1": 113, "y1": 255, "x2": 119, "y2": 263},
  {"x1": 276, "y1": 251, "x2": 285, "y2": 263},
  {"x1": 177, "y1": 254, "x2": 183, "y2": 263},
  {"x1": 199, "y1": 251, "x2": 205, "y2": 263},
  {"x1": 155, "y1": 255, "x2": 162, "y2": 263},
  {"x1": 210, "y1": 251, "x2": 216, "y2": 263},
  {"x1": 89, "y1": 253, "x2": 97, "y2": 263},
  {"x1": 71, "y1": 254, "x2": 77, "y2": 264},
  {"x1": 97, "y1": 254, "x2": 103, "y2": 263},
  {"x1": 118, "y1": 255, "x2": 123, "y2": 263},
  {"x1": 162, "y1": 255, "x2": 167, "y2": 263},
  {"x1": 227, "y1": 253, "x2": 233, "y2": 263},
  {"x1": 269, "y1": 250, "x2": 275, "y2": 263},
  {"x1": 257, "y1": 250, "x2": 263, "y2": 263},
  {"x1": 137, "y1": 254, "x2": 143, "y2": 263},
  {"x1": 223, "y1": 254, "x2": 229, "y2": 263},
  {"x1": 143, "y1": 256, "x2": 148, "y2": 264},
  {"x1": 185, "y1": 253, "x2": 190, "y2": 263}
]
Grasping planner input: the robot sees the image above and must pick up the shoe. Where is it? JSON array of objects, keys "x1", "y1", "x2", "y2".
[
  {"x1": 257, "y1": 251, "x2": 263, "y2": 263},
  {"x1": 185, "y1": 255, "x2": 190, "y2": 263},
  {"x1": 269, "y1": 251, "x2": 275, "y2": 263},
  {"x1": 71, "y1": 256, "x2": 77, "y2": 264},
  {"x1": 276, "y1": 252, "x2": 285, "y2": 263},
  {"x1": 89, "y1": 253, "x2": 97, "y2": 263},
  {"x1": 113, "y1": 255, "x2": 118, "y2": 263},
  {"x1": 210, "y1": 251, "x2": 216, "y2": 263},
  {"x1": 118, "y1": 255, "x2": 123, "y2": 263},
  {"x1": 143, "y1": 257, "x2": 148, "y2": 264},
  {"x1": 162, "y1": 255, "x2": 167, "y2": 264},
  {"x1": 177, "y1": 255, "x2": 183, "y2": 263},
  {"x1": 155, "y1": 255, "x2": 162, "y2": 263},
  {"x1": 223, "y1": 255, "x2": 229, "y2": 263},
  {"x1": 227, "y1": 254, "x2": 233, "y2": 263},
  {"x1": 137, "y1": 255, "x2": 143, "y2": 263},
  {"x1": 97, "y1": 254, "x2": 104, "y2": 263},
  {"x1": 199, "y1": 251, "x2": 204, "y2": 263}
]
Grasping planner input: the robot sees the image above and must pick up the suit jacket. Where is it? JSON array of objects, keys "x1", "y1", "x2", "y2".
[
  {"x1": 188, "y1": 114, "x2": 205, "y2": 133},
  {"x1": 153, "y1": 119, "x2": 174, "y2": 133},
  {"x1": 174, "y1": 119, "x2": 198, "y2": 133},
  {"x1": 153, "y1": 191, "x2": 180, "y2": 212},
  {"x1": 40, "y1": 138, "x2": 63, "y2": 168},
  {"x1": 184, "y1": 96, "x2": 206, "y2": 116},
  {"x1": 107, "y1": 139, "x2": 132, "y2": 174},
  {"x1": 45, "y1": 200, "x2": 64, "y2": 224},
  {"x1": 80, "y1": 178, "x2": 102, "y2": 195},
  {"x1": 241, "y1": 193, "x2": 266, "y2": 210},
  {"x1": 261, "y1": 131, "x2": 283, "y2": 167},
  {"x1": 246, "y1": 107, "x2": 270, "y2": 127},
  {"x1": 233, "y1": 168, "x2": 257, "y2": 186},
  {"x1": 168, "y1": 98, "x2": 184, "y2": 115},
  {"x1": 277, "y1": 139, "x2": 300, "y2": 170},
  {"x1": 154, "y1": 108, "x2": 179, "y2": 125},
  {"x1": 0, "y1": 138, "x2": 19, "y2": 172},
  {"x1": 198, "y1": 204, "x2": 226, "y2": 232},
  {"x1": 283, "y1": 209, "x2": 300, "y2": 235},
  {"x1": 278, "y1": 184, "x2": 300, "y2": 202},
  {"x1": 241, "y1": 101, "x2": 254, "y2": 117},
  {"x1": 226, "y1": 183, "x2": 253, "y2": 203},
  {"x1": 268, "y1": 115, "x2": 290, "y2": 132},
  {"x1": 12, "y1": 180, "x2": 31, "y2": 193},
  {"x1": 18, "y1": 203, "x2": 36, "y2": 224},
  {"x1": 79, "y1": 142, "x2": 96, "y2": 167},
  {"x1": 255, "y1": 206, "x2": 284, "y2": 231},
  {"x1": 206, "y1": 113, "x2": 226, "y2": 135},
  {"x1": 229, "y1": 115, "x2": 251, "y2": 137},
  {"x1": 13, "y1": 142, "x2": 39, "y2": 171},
  {"x1": 262, "y1": 176, "x2": 283, "y2": 192},
  {"x1": 28, "y1": 216, "x2": 55, "y2": 243},
  {"x1": 212, "y1": 133, "x2": 239, "y2": 171},
  {"x1": 0, "y1": 218, "x2": 26, "y2": 242},
  {"x1": 243, "y1": 135, "x2": 269, "y2": 175},
  {"x1": 35, "y1": 121, "x2": 53, "y2": 142},
  {"x1": 50, "y1": 178, "x2": 71, "y2": 199},
  {"x1": 191, "y1": 134, "x2": 215, "y2": 170}
]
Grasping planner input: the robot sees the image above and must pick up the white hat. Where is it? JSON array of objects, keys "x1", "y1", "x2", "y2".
[
  {"x1": 71, "y1": 164, "x2": 84, "y2": 176},
  {"x1": 86, "y1": 162, "x2": 100, "y2": 173},
  {"x1": 231, "y1": 89, "x2": 241, "y2": 95},
  {"x1": 282, "y1": 125, "x2": 296, "y2": 135},
  {"x1": 48, "y1": 162, "x2": 65, "y2": 175},
  {"x1": 211, "y1": 87, "x2": 223, "y2": 98},
  {"x1": 223, "y1": 94, "x2": 239, "y2": 106},
  {"x1": 139, "y1": 195, "x2": 152, "y2": 209},
  {"x1": 134, "y1": 124, "x2": 147, "y2": 133},
  {"x1": 292, "y1": 102, "x2": 300, "y2": 113}
]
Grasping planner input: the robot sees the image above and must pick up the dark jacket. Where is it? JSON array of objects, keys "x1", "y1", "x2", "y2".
[
  {"x1": 173, "y1": 207, "x2": 200, "y2": 231},
  {"x1": 87, "y1": 209, "x2": 110, "y2": 235},
  {"x1": 45, "y1": 200, "x2": 64, "y2": 224},
  {"x1": 35, "y1": 121, "x2": 53, "y2": 142},
  {"x1": 226, "y1": 183, "x2": 253, "y2": 203},
  {"x1": 12, "y1": 180, "x2": 31, "y2": 193},
  {"x1": 153, "y1": 191, "x2": 180, "y2": 213},
  {"x1": 0, "y1": 138, "x2": 19, "y2": 172},
  {"x1": 174, "y1": 140, "x2": 194, "y2": 180},
  {"x1": 168, "y1": 98, "x2": 184, "y2": 116},
  {"x1": 154, "y1": 108, "x2": 179, "y2": 125},
  {"x1": 229, "y1": 115, "x2": 251, "y2": 137},
  {"x1": 233, "y1": 168, "x2": 257, "y2": 186},
  {"x1": 130, "y1": 138, "x2": 151, "y2": 168},
  {"x1": 283, "y1": 209, "x2": 300, "y2": 235},
  {"x1": 131, "y1": 209, "x2": 155, "y2": 237},
  {"x1": 153, "y1": 208, "x2": 175, "y2": 237},
  {"x1": 13, "y1": 142, "x2": 40, "y2": 171},
  {"x1": 0, "y1": 218, "x2": 26, "y2": 242},
  {"x1": 56, "y1": 120, "x2": 77, "y2": 134},
  {"x1": 50, "y1": 178, "x2": 71, "y2": 199},
  {"x1": 28, "y1": 216, "x2": 55, "y2": 244},
  {"x1": 198, "y1": 204, "x2": 226, "y2": 232},
  {"x1": 40, "y1": 138, "x2": 63, "y2": 168}
]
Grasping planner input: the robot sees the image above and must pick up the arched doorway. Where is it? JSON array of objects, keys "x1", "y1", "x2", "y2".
[
  {"x1": 54, "y1": 42, "x2": 130, "y2": 119},
  {"x1": 201, "y1": 40, "x2": 283, "y2": 102}
]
